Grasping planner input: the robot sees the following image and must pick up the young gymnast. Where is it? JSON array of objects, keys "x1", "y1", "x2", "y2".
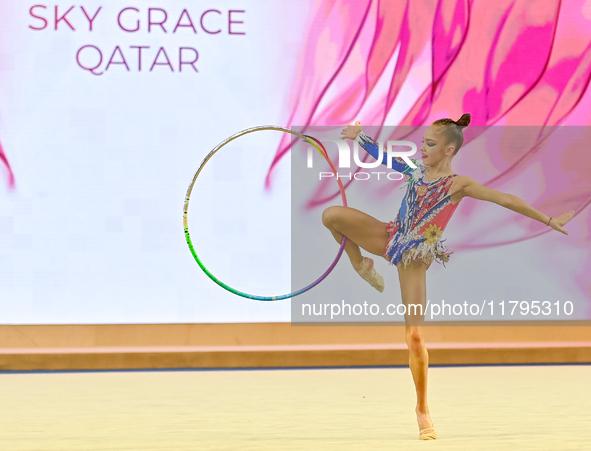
[{"x1": 321, "y1": 114, "x2": 575, "y2": 440}]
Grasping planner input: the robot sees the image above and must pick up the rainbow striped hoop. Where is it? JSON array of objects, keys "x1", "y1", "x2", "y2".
[{"x1": 183, "y1": 126, "x2": 348, "y2": 301}]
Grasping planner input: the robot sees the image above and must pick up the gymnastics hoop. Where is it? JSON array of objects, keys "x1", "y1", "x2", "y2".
[{"x1": 183, "y1": 126, "x2": 348, "y2": 301}]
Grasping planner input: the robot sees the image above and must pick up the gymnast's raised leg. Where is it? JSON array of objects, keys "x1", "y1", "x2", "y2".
[{"x1": 322, "y1": 205, "x2": 389, "y2": 291}]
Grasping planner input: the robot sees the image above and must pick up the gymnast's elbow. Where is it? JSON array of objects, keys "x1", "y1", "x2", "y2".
[{"x1": 498, "y1": 193, "x2": 518, "y2": 209}]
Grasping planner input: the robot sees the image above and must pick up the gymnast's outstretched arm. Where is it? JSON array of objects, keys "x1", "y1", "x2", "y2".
[
  {"x1": 340, "y1": 122, "x2": 415, "y2": 174},
  {"x1": 455, "y1": 176, "x2": 575, "y2": 235}
]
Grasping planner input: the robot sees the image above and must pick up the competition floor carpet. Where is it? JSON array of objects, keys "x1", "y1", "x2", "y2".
[{"x1": 1, "y1": 365, "x2": 590, "y2": 450}]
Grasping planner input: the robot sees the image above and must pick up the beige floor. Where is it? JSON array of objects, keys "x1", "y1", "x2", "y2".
[{"x1": 0, "y1": 365, "x2": 589, "y2": 450}]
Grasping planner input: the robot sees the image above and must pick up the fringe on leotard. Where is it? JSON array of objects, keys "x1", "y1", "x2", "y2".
[
  {"x1": 384, "y1": 164, "x2": 459, "y2": 268},
  {"x1": 385, "y1": 221, "x2": 454, "y2": 268},
  {"x1": 355, "y1": 132, "x2": 460, "y2": 268}
]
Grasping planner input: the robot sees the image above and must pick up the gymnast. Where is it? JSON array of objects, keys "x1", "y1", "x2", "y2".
[{"x1": 322, "y1": 114, "x2": 575, "y2": 440}]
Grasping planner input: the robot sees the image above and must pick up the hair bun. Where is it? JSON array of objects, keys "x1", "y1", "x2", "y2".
[{"x1": 455, "y1": 113, "x2": 471, "y2": 128}]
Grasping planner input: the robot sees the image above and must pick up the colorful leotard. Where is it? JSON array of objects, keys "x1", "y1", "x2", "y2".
[{"x1": 355, "y1": 131, "x2": 461, "y2": 268}]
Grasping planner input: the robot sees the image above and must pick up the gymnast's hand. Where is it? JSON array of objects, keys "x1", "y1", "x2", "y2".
[
  {"x1": 340, "y1": 121, "x2": 362, "y2": 140},
  {"x1": 549, "y1": 210, "x2": 576, "y2": 235}
]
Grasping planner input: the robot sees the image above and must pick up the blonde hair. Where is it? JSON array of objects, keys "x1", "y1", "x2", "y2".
[{"x1": 430, "y1": 113, "x2": 471, "y2": 155}]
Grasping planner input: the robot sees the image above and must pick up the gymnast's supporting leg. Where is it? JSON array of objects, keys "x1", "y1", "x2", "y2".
[
  {"x1": 321, "y1": 206, "x2": 389, "y2": 290},
  {"x1": 398, "y1": 259, "x2": 437, "y2": 440}
]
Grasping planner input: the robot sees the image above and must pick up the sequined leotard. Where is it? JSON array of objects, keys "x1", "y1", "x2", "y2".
[{"x1": 355, "y1": 131, "x2": 461, "y2": 268}]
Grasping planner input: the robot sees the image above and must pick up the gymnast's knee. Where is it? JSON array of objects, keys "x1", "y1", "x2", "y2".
[
  {"x1": 405, "y1": 327, "x2": 425, "y2": 353},
  {"x1": 322, "y1": 206, "x2": 343, "y2": 228}
]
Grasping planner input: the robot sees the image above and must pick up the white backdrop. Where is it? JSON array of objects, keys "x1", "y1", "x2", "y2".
[
  {"x1": 0, "y1": 1, "x2": 310, "y2": 323},
  {"x1": 0, "y1": 1, "x2": 589, "y2": 324}
]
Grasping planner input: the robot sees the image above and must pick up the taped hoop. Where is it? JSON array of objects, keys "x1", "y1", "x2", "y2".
[{"x1": 183, "y1": 126, "x2": 347, "y2": 300}]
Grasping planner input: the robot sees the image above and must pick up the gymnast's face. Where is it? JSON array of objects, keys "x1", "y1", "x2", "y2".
[{"x1": 420, "y1": 126, "x2": 455, "y2": 166}]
